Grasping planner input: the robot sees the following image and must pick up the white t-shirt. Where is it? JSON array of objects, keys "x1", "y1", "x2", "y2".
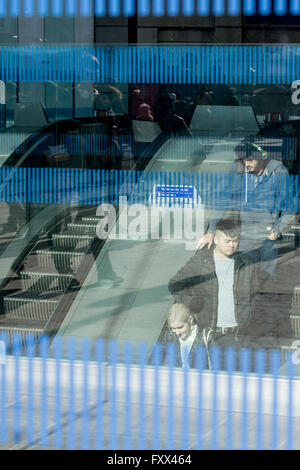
[
  {"x1": 213, "y1": 254, "x2": 237, "y2": 328},
  {"x1": 179, "y1": 324, "x2": 198, "y2": 368}
]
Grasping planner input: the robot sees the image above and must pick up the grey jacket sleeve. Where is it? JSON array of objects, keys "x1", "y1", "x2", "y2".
[{"x1": 271, "y1": 165, "x2": 296, "y2": 235}]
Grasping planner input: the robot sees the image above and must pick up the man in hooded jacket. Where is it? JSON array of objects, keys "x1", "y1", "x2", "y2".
[{"x1": 197, "y1": 138, "x2": 295, "y2": 277}]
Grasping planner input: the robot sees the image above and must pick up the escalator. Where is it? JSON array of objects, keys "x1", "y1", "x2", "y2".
[
  {"x1": 0, "y1": 115, "x2": 147, "y2": 344},
  {"x1": 0, "y1": 205, "x2": 104, "y2": 343}
]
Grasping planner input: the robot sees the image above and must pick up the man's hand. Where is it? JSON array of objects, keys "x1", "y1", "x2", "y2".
[
  {"x1": 51, "y1": 153, "x2": 70, "y2": 162},
  {"x1": 47, "y1": 145, "x2": 70, "y2": 163},
  {"x1": 196, "y1": 232, "x2": 215, "y2": 250},
  {"x1": 267, "y1": 230, "x2": 279, "y2": 241}
]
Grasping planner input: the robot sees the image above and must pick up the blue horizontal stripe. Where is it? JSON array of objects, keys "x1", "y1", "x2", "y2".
[
  {"x1": 0, "y1": 45, "x2": 299, "y2": 84},
  {"x1": 0, "y1": 161, "x2": 297, "y2": 213},
  {"x1": 0, "y1": 0, "x2": 299, "y2": 16}
]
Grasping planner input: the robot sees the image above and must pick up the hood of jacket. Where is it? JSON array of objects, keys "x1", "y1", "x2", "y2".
[{"x1": 264, "y1": 159, "x2": 286, "y2": 176}]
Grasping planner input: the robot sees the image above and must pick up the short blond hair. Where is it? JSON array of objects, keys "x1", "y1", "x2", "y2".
[{"x1": 167, "y1": 303, "x2": 193, "y2": 325}]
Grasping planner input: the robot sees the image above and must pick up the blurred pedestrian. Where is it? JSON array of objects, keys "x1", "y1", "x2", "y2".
[
  {"x1": 136, "y1": 103, "x2": 154, "y2": 121},
  {"x1": 197, "y1": 139, "x2": 294, "y2": 278}
]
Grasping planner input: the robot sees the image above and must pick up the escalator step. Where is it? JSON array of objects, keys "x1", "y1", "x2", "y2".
[
  {"x1": 4, "y1": 297, "x2": 58, "y2": 321},
  {"x1": 292, "y1": 286, "x2": 300, "y2": 308},
  {"x1": 290, "y1": 315, "x2": 300, "y2": 338},
  {"x1": 280, "y1": 345, "x2": 297, "y2": 364},
  {"x1": 20, "y1": 271, "x2": 73, "y2": 293},
  {"x1": 82, "y1": 217, "x2": 101, "y2": 223},
  {"x1": 36, "y1": 250, "x2": 85, "y2": 271},
  {"x1": 67, "y1": 223, "x2": 98, "y2": 235},
  {"x1": 52, "y1": 233, "x2": 94, "y2": 250},
  {"x1": 282, "y1": 232, "x2": 296, "y2": 243},
  {"x1": 0, "y1": 326, "x2": 43, "y2": 346}
]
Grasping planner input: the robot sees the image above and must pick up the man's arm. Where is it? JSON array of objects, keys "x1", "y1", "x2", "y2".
[
  {"x1": 271, "y1": 167, "x2": 296, "y2": 237},
  {"x1": 168, "y1": 254, "x2": 199, "y2": 305},
  {"x1": 245, "y1": 263, "x2": 259, "y2": 334},
  {"x1": 197, "y1": 231, "x2": 215, "y2": 249}
]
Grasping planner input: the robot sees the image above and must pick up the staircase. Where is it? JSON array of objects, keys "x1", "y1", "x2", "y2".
[{"x1": 0, "y1": 207, "x2": 101, "y2": 345}]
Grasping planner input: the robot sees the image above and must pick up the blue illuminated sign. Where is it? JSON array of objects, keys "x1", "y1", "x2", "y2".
[{"x1": 156, "y1": 185, "x2": 194, "y2": 199}]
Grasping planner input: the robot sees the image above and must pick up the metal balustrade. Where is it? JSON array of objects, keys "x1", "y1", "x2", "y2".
[{"x1": 0, "y1": 335, "x2": 299, "y2": 450}]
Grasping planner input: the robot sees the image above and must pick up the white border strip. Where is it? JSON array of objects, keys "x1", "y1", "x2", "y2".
[{"x1": 2, "y1": 356, "x2": 299, "y2": 418}]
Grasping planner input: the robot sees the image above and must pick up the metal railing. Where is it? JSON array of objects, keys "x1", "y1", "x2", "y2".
[{"x1": 0, "y1": 334, "x2": 299, "y2": 450}]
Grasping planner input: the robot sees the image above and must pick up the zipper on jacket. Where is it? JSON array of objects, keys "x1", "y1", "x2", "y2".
[
  {"x1": 233, "y1": 260, "x2": 240, "y2": 325},
  {"x1": 211, "y1": 270, "x2": 218, "y2": 329},
  {"x1": 235, "y1": 326, "x2": 239, "y2": 342}
]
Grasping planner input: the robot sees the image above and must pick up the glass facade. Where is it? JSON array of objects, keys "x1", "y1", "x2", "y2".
[{"x1": 0, "y1": 2, "x2": 299, "y2": 375}]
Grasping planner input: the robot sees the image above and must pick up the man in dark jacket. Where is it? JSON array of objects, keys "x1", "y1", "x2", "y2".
[{"x1": 168, "y1": 219, "x2": 258, "y2": 366}]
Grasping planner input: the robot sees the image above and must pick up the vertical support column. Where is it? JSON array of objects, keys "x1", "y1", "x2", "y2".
[
  {"x1": 45, "y1": 15, "x2": 74, "y2": 120},
  {"x1": 18, "y1": 15, "x2": 45, "y2": 106},
  {"x1": 74, "y1": 14, "x2": 94, "y2": 117}
]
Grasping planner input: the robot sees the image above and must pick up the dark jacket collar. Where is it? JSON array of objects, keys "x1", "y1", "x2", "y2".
[{"x1": 197, "y1": 246, "x2": 248, "y2": 269}]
